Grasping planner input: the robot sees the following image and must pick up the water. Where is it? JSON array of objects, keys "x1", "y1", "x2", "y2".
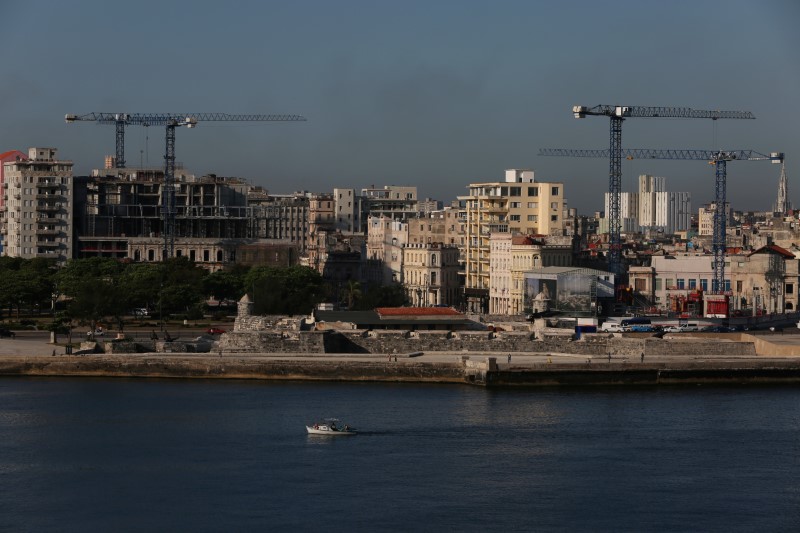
[{"x1": 1, "y1": 378, "x2": 799, "y2": 532}]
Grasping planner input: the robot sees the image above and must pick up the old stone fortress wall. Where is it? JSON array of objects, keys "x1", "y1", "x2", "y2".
[{"x1": 218, "y1": 295, "x2": 755, "y2": 358}]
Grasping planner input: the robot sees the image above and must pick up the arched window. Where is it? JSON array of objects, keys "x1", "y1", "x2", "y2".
[{"x1": 786, "y1": 302, "x2": 794, "y2": 310}]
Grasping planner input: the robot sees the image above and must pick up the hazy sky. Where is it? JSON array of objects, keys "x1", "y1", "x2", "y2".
[{"x1": 2, "y1": 0, "x2": 798, "y2": 213}]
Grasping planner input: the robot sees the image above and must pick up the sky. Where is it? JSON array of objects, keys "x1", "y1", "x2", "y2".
[{"x1": 2, "y1": 0, "x2": 799, "y2": 214}]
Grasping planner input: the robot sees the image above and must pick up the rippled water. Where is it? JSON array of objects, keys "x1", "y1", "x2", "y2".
[{"x1": 1, "y1": 378, "x2": 799, "y2": 532}]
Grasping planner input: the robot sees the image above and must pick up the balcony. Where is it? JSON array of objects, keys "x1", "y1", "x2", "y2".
[
  {"x1": 36, "y1": 240, "x2": 61, "y2": 248},
  {"x1": 36, "y1": 252, "x2": 62, "y2": 259},
  {"x1": 36, "y1": 180, "x2": 60, "y2": 188},
  {"x1": 36, "y1": 229, "x2": 62, "y2": 237},
  {"x1": 36, "y1": 193, "x2": 63, "y2": 201},
  {"x1": 36, "y1": 203, "x2": 61, "y2": 212},
  {"x1": 37, "y1": 216, "x2": 61, "y2": 224}
]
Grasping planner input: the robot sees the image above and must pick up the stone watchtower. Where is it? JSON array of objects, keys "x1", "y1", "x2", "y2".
[{"x1": 235, "y1": 294, "x2": 254, "y2": 332}]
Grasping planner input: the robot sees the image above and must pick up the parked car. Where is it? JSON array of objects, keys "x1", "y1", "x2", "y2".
[
  {"x1": 600, "y1": 322, "x2": 625, "y2": 333},
  {"x1": 206, "y1": 327, "x2": 226, "y2": 335},
  {"x1": 0, "y1": 327, "x2": 15, "y2": 338}
]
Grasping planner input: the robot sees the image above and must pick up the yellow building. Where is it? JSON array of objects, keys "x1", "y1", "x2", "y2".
[{"x1": 458, "y1": 169, "x2": 566, "y2": 312}]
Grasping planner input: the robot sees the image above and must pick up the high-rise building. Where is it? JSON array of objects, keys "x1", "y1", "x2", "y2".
[
  {"x1": 458, "y1": 169, "x2": 566, "y2": 313},
  {"x1": 2, "y1": 148, "x2": 73, "y2": 263}
]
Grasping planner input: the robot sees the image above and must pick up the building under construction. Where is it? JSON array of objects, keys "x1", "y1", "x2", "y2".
[{"x1": 74, "y1": 168, "x2": 308, "y2": 270}]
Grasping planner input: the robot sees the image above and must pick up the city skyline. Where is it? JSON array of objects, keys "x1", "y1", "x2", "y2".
[{"x1": 1, "y1": 0, "x2": 798, "y2": 213}]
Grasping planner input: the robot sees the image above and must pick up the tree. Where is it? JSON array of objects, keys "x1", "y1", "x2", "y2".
[
  {"x1": 352, "y1": 283, "x2": 408, "y2": 310},
  {"x1": 203, "y1": 267, "x2": 247, "y2": 305},
  {"x1": 56, "y1": 258, "x2": 127, "y2": 333},
  {"x1": 246, "y1": 266, "x2": 326, "y2": 315},
  {"x1": 158, "y1": 257, "x2": 207, "y2": 316},
  {"x1": 0, "y1": 257, "x2": 55, "y2": 319},
  {"x1": 341, "y1": 280, "x2": 362, "y2": 310}
]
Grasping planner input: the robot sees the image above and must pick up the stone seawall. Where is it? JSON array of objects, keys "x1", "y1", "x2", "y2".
[
  {"x1": 325, "y1": 330, "x2": 756, "y2": 357},
  {"x1": 0, "y1": 356, "x2": 464, "y2": 383},
  {"x1": 2, "y1": 354, "x2": 799, "y2": 386}
]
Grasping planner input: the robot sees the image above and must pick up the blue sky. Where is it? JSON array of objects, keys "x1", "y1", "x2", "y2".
[{"x1": 2, "y1": 0, "x2": 798, "y2": 213}]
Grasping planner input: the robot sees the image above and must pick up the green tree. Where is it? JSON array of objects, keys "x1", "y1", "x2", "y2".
[
  {"x1": 353, "y1": 283, "x2": 408, "y2": 310},
  {"x1": 203, "y1": 266, "x2": 247, "y2": 305},
  {"x1": 158, "y1": 257, "x2": 207, "y2": 316},
  {"x1": 341, "y1": 280, "x2": 362, "y2": 310},
  {"x1": 246, "y1": 266, "x2": 325, "y2": 315},
  {"x1": 0, "y1": 257, "x2": 55, "y2": 319},
  {"x1": 56, "y1": 258, "x2": 127, "y2": 332}
]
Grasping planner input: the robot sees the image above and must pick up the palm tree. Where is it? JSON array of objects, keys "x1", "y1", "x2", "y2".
[{"x1": 342, "y1": 280, "x2": 362, "y2": 310}]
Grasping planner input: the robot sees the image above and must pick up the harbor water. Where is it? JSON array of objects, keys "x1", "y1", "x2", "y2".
[{"x1": 1, "y1": 378, "x2": 799, "y2": 531}]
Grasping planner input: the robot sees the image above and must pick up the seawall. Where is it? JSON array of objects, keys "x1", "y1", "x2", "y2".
[{"x1": 3, "y1": 354, "x2": 800, "y2": 387}]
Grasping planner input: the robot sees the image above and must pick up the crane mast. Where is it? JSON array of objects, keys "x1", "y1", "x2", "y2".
[
  {"x1": 539, "y1": 146, "x2": 783, "y2": 295},
  {"x1": 66, "y1": 111, "x2": 307, "y2": 258},
  {"x1": 569, "y1": 105, "x2": 755, "y2": 278}
]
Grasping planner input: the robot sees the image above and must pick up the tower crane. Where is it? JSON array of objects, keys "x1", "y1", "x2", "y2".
[
  {"x1": 539, "y1": 147, "x2": 784, "y2": 293},
  {"x1": 569, "y1": 105, "x2": 755, "y2": 276},
  {"x1": 66, "y1": 112, "x2": 307, "y2": 258},
  {"x1": 65, "y1": 112, "x2": 306, "y2": 169}
]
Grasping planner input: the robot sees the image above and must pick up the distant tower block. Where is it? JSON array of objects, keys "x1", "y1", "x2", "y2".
[
  {"x1": 104, "y1": 155, "x2": 116, "y2": 169},
  {"x1": 774, "y1": 160, "x2": 791, "y2": 216}
]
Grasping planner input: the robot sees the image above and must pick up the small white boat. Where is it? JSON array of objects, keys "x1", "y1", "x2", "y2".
[{"x1": 306, "y1": 418, "x2": 357, "y2": 436}]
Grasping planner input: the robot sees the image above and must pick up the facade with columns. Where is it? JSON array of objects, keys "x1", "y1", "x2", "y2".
[{"x1": 402, "y1": 243, "x2": 460, "y2": 307}]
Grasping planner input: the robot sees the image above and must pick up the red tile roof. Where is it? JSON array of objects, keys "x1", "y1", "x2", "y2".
[
  {"x1": 749, "y1": 244, "x2": 796, "y2": 259},
  {"x1": 376, "y1": 307, "x2": 463, "y2": 317},
  {"x1": 0, "y1": 150, "x2": 26, "y2": 162}
]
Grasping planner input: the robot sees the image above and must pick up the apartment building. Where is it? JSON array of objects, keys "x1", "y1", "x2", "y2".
[
  {"x1": 402, "y1": 242, "x2": 461, "y2": 307},
  {"x1": 2, "y1": 148, "x2": 73, "y2": 263},
  {"x1": 458, "y1": 169, "x2": 566, "y2": 312},
  {"x1": 366, "y1": 215, "x2": 409, "y2": 284}
]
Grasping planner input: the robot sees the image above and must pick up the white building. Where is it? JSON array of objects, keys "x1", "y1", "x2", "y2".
[
  {"x1": 2, "y1": 148, "x2": 73, "y2": 263},
  {"x1": 698, "y1": 202, "x2": 732, "y2": 236},
  {"x1": 603, "y1": 191, "x2": 639, "y2": 233}
]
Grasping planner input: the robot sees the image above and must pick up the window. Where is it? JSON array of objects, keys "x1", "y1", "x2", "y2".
[
  {"x1": 550, "y1": 202, "x2": 558, "y2": 210},
  {"x1": 510, "y1": 202, "x2": 521, "y2": 208},
  {"x1": 528, "y1": 187, "x2": 538, "y2": 197},
  {"x1": 725, "y1": 280, "x2": 731, "y2": 292},
  {"x1": 655, "y1": 278, "x2": 662, "y2": 291},
  {"x1": 510, "y1": 187, "x2": 521, "y2": 197},
  {"x1": 677, "y1": 278, "x2": 685, "y2": 289},
  {"x1": 527, "y1": 215, "x2": 536, "y2": 221},
  {"x1": 787, "y1": 283, "x2": 794, "y2": 295},
  {"x1": 736, "y1": 280, "x2": 743, "y2": 292},
  {"x1": 551, "y1": 186, "x2": 559, "y2": 195},
  {"x1": 689, "y1": 279, "x2": 697, "y2": 289},
  {"x1": 700, "y1": 279, "x2": 708, "y2": 292},
  {"x1": 527, "y1": 202, "x2": 538, "y2": 209},
  {"x1": 550, "y1": 215, "x2": 557, "y2": 222},
  {"x1": 510, "y1": 215, "x2": 520, "y2": 221}
]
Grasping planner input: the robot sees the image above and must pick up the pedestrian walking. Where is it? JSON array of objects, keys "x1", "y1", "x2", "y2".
[
  {"x1": 507, "y1": 354, "x2": 511, "y2": 364},
  {"x1": 608, "y1": 353, "x2": 611, "y2": 363},
  {"x1": 640, "y1": 352, "x2": 645, "y2": 363}
]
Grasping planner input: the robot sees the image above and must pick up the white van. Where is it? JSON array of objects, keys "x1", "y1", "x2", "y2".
[{"x1": 600, "y1": 322, "x2": 625, "y2": 333}]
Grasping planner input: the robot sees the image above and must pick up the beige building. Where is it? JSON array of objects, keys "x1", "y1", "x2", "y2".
[
  {"x1": 459, "y1": 169, "x2": 566, "y2": 312},
  {"x1": 402, "y1": 243, "x2": 460, "y2": 307},
  {"x1": 366, "y1": 215, "x2": 409, "y2": 284},
  {"x1": 306, "y1": 193, "x2": 335, "y2": 271},
  {"x1": 489, "y1": 233, "x2": 573, "y2": 315},
  {"x1": 628, "y1": 245, "x2": 799, "y2": 316},
  {"x1": 2, "y1": 148, "x2": 73, "y2": 263}
]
